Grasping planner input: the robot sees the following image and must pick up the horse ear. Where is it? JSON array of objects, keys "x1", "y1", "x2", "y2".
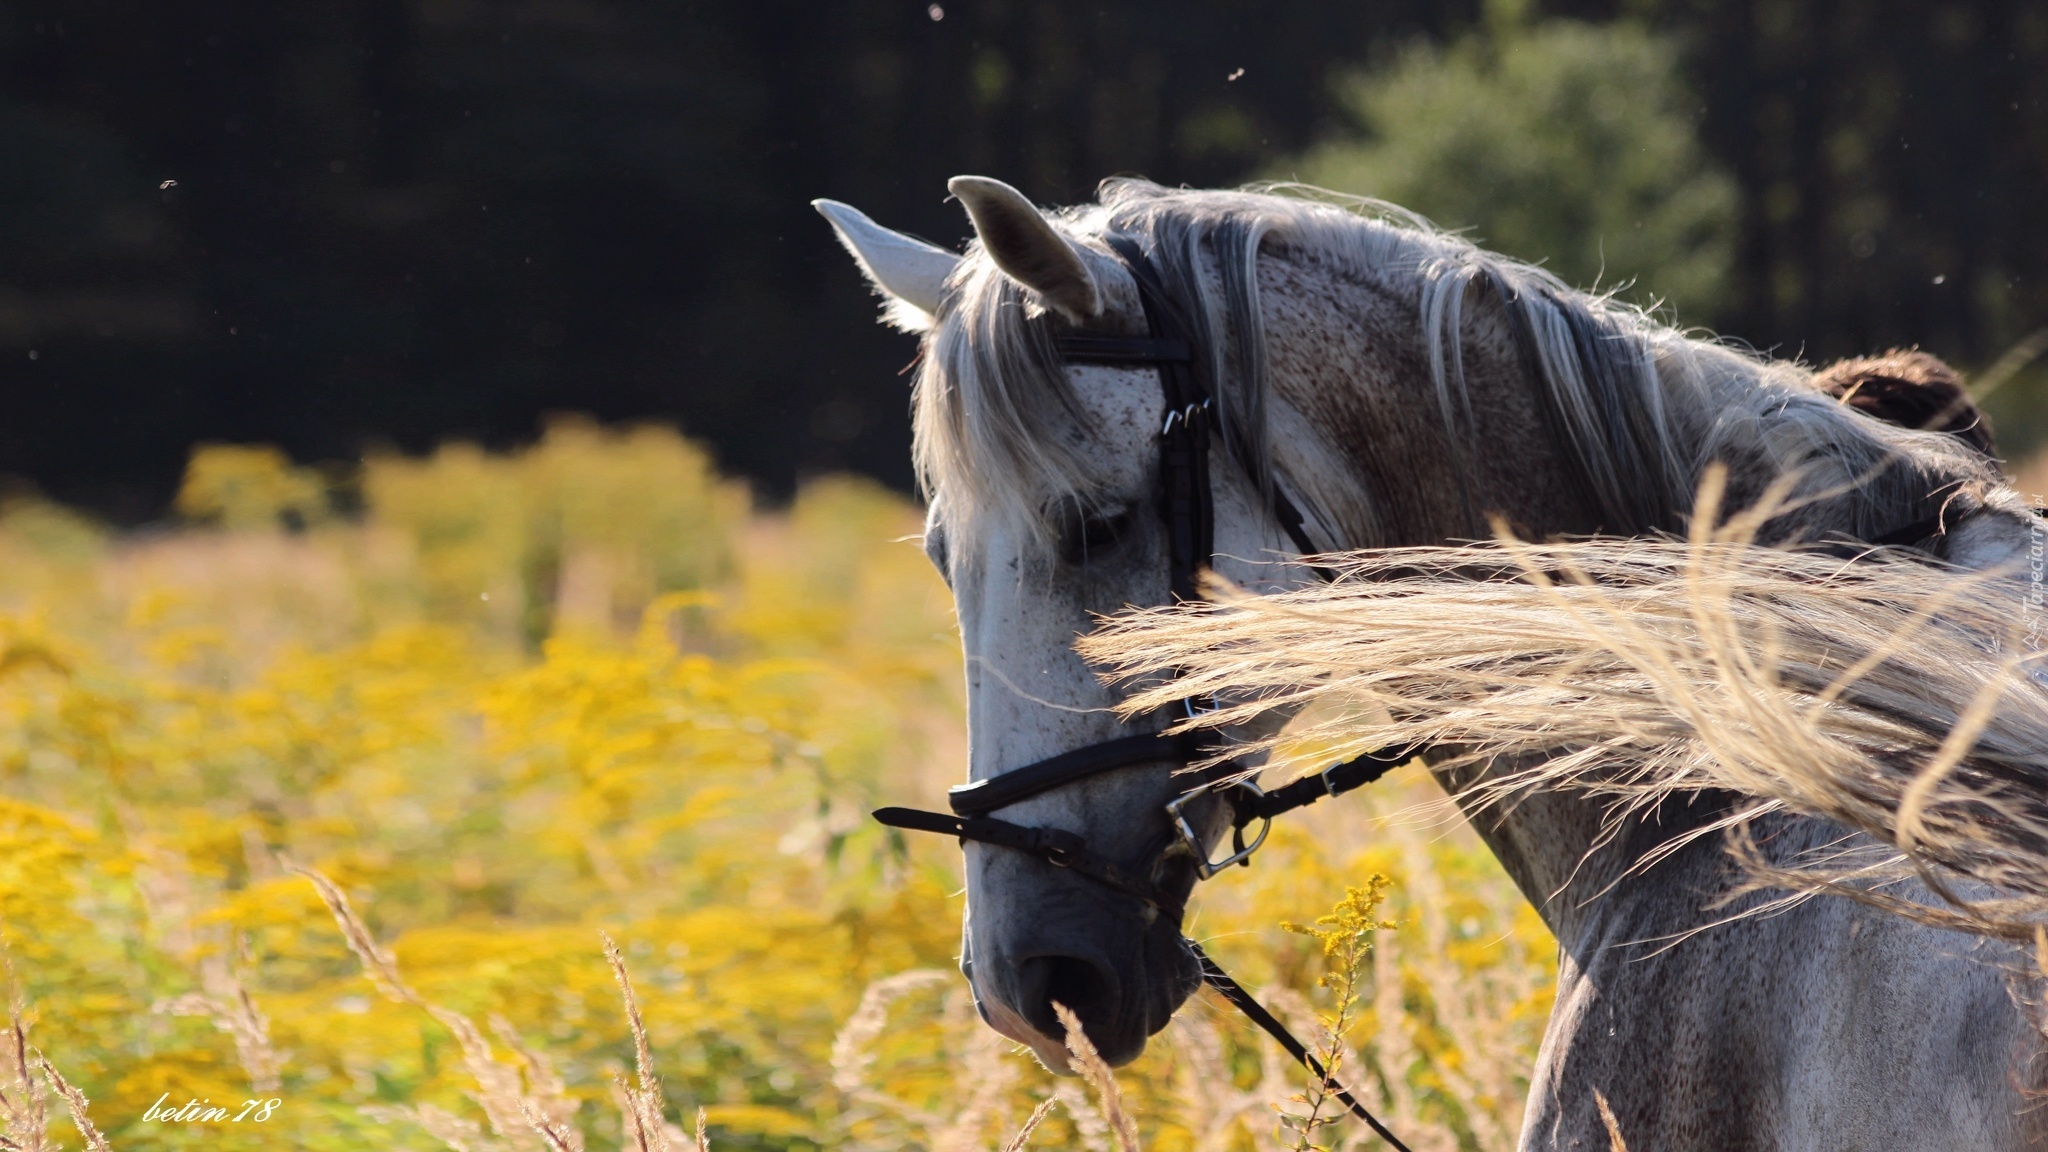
[
  {"x1": 813, "y1": 199, "x2": 959, "y2": 331},
  {"x1": 947, "y1": 176, "x2": 1102, "y2": 324}
]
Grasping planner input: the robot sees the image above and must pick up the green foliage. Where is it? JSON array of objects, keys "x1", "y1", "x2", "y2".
[
  {"x1": 175, "y1": 445, "x2": 330, "y2": 532},
  {"x1": 357, "y1": 416, "x2": 751, "y2": 646},
  {"x1": 1975, "y1": 361, "x2": 2048, "y2": 464},
  {"x1": 1287, "y1": 16, "x2": 1737, "y2": 323}
]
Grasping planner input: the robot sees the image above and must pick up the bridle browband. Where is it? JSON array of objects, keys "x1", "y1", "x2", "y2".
[{"x1": 874, "y1": 235, "x2": 1418, "y2": 1150}]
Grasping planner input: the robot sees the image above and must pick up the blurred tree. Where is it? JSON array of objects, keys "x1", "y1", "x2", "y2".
[
  {"x1": 0, "y1": 0, "x2": 1468, "y2": 520},
  {"x1": 1640, "y1": 0, "x2": 2048, "y2": 453},
  {"x1": 1287, "y1": 10, "x2": 1736, "y2": 322},
  {"x1": 175, "y1": 443, "x2": 328, "y2": 531},
  {"x1": 0, "y1": 0, "x2": 2042, "y2": 514},
  {"x1": 1557, "y1": 0, "x2": 2046, "y2": 368}
]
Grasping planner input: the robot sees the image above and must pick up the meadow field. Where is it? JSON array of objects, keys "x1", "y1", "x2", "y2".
[{"x1": 0, "y1": 420, "x2": 1554, "y2": 1152}]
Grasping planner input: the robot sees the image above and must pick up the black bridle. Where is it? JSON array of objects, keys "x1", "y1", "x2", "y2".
[{"x1": 874, "y1": 235, "x2": 1418, "y2": 1151}]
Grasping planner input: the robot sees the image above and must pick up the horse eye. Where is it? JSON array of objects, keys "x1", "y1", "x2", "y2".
[{"x1": 1056, "y1": 505, "x2": 1134, "y2": 565}]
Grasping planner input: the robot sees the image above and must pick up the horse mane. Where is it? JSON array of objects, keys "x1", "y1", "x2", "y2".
[
  {"x1": 1078, "y1": 492, "x2": 2048, "y2": 942},
  {"x1": 914, "y1": 180, "x2": 2000, "y2": 546}
]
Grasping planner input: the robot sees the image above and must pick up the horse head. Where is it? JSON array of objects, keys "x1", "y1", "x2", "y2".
[{"x1": 819, "y1": 178, "x2": 1398, "y2": 1068}]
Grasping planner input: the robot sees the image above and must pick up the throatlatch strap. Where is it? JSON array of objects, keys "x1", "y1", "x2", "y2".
[{"x1": 1189, "y1": 940, "x2": 1413, "y2": 1152}]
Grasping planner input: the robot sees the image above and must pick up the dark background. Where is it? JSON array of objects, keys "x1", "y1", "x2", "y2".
[{"x1": 2, "y1": 0, "x2": 2044, "y2": 521}]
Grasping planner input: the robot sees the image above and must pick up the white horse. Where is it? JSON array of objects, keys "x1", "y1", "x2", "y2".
[{"x1": 817, "y1": 176, "x2": 2044, "y2": 1148}]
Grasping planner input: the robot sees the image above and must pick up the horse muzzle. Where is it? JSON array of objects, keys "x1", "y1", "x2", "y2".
[{"x1": 963, "y1": 879, "x2": 1203, "y2": 1069}]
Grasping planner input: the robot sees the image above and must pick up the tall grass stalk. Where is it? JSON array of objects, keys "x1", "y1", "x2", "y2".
[
  {"x1": 1053, "y1": 1004, "x2": 1139, "y2": 1152},
  {"x1": 1277, "y1": 882, "x2": 1392, "y2": 1152},
  {"x1": 603, "y1": 932, "x2": 672, "y2": 1152},
  {"x1": 292, "y1": 862, "x2": 584, "y2": 1151},
  {"x1": 2, "y1": 1017, "x2": 52, "y2": 1152},
  {"x1": 34, "y1": 1056, "x2": 109, "y2": 1152},
  {"x1": 1, "y1": 1010, "x2": 108, "y2": 1152}
]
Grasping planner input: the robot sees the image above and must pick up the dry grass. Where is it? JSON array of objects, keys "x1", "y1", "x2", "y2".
[
  {"x1": 1592, "y1": 1092, "x2": 1626, "y2": 1152},
  {"x1": 1083, "y1": 468, "x2": 2048, "y2": 941},
  {"x1": 150, "y1": 976, "x2": 281, "y2": 1096},
  {"x1": 998, "y1": 1099, "x2": 1058, "y2": 1152},
  {"x1": 128, "y1": 814, "x2": 287, "y2": 1096},
  {"x1": 1, "y1": 1017, "x2": 51, "y2": 1152},
  {"x1": 0, "y1": 718, "x2": 1545, "y2": 1152},
  {"x1": 828, "y1": 970, "x2": 952, "y2": 1099},
  {"x1": 292, "y1": 862, "x2": 590, "y2": 1152},
  {"x1": 602, "y1": 933, "x2": 674, "y2": 1152},
  {"x1": 0, "y1": 1013, "x2": 106, "y2": 1152},
  {"x1": 33, "y1": 1058, "x2": 109, "y2": 1152},
  {"x1": 286, "y1": 857, "x2": 1231, "y2": 1152},
  {"x1": 1053, "y1": 1004, "x2": 1138, "y2": 1152}
]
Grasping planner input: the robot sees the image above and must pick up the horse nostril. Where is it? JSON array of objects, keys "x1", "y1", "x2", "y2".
[{"x1": 1018, "y1": 954, "x2": 1120, "y2": 1045}]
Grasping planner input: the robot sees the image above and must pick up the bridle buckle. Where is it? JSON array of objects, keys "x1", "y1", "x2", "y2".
[
  {"x1": 1159, "y1": 398, "x2": 1211, "y2": 438},
  {"x1": 1320, "y1": 761, "x2": 1346, "y2": 796},
  {"x1": 1029, "y1": 826, "x2": 1084, "y2": 868},
  {"x1": 1166, "y1": 778, "x2": 1272, "y2": 880}
]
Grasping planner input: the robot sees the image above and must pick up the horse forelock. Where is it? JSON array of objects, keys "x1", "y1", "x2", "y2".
[{"x1": 911, "y1": 179, "x2": 2001, "y2": 556}]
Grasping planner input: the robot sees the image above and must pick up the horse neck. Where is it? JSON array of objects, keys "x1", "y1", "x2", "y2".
[
  {"x1": 1256, "y1": 265, "x2": 1639, "y2": 934},
  {"x1": 1265, "y1": 255, "x2": 2019, "y2": 938},
  {"x1": 1259, "y1": 257, "x2": 1617, "y2": 548},
  {"x1": 1446, "y1": 490, "x2": 2041, "y2": 942}
]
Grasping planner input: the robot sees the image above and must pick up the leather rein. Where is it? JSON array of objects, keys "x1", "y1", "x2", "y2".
[{"x1": 874, "y1": 235, "x2": 1419, "y2": 1151}]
